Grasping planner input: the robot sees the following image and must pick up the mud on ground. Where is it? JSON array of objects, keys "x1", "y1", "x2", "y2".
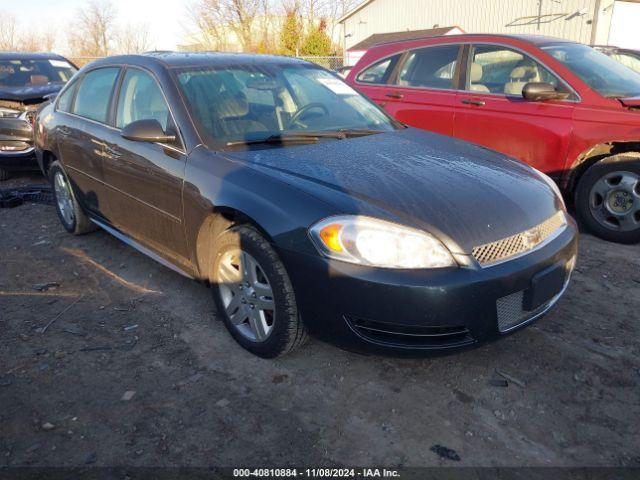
[{"x1": 1, "y1": 174, "x2": 639, "y2": 468}]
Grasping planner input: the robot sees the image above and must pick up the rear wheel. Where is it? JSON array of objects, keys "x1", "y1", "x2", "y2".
[
  {"x1": 0, "y1": 168, "x2": 9, "y2": 181},
  {"x1": 49, "y1": 161, "x2": 96, "y2": 235},
  {"x1": 211, "y1": 225, "x2": 308, "y2": 358},
  {"x1": 575, "y1": 153, "x2": 640, "y2": 244}
]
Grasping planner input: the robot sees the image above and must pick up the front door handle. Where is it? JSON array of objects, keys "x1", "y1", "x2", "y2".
[
  {"x1": 461, "y1": 98, "x2": 486, "y2": 106},
  {"x1": 385, "y1": 92, "x2": 404, "y2": 99},
  {"x1": 105, "y1": 146, "x2": 123, "y2": 159}
]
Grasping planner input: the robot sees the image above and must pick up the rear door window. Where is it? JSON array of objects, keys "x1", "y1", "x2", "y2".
[
  {"x1": 56, "y1": 79, "x2": 78, "y2": 113},
  {"x1": 356, "y1": 55, "x2": 401, "y2": 84},
  {"x1": 73, "y1": 67, "x2": 120, "y2": 123},
  {"x1": 396, "y1": 45, "x2": 460, "y2": 89}
]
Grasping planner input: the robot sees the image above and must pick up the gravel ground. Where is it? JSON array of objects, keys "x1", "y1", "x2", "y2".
[{"x1": 1, "y1": 173, "x2": 639, "y2": 470}]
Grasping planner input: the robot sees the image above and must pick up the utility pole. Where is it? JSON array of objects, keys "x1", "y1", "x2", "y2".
[{"x1": 590, "y1": 0, "x2": 603, "y2": 45}]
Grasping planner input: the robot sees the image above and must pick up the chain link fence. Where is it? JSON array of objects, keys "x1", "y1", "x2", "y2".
[
  {"x1": 69, "y1": 55, "x2": 345, "y2": 70},
  {"x1": 295, "y1": 56, "x2": 344, "y2": 70}
]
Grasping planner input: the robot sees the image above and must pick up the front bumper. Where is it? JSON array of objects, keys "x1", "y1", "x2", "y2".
[
  {"x1": 0, "y1": 118, "x2": 37, "y2": 170},
  {"x1": 280, "y1": 217, "x2": 578, "y2": 354}
]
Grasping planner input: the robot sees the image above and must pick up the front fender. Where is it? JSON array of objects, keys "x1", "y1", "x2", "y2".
[{"x1": 182, "y1": 147, "x2": 337, "y2": 280}]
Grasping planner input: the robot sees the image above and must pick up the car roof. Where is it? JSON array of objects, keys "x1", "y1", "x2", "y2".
[
  {"x1": 366, "y1": 33, "x2": 577, "y2": 52},
  {"x1": 89, "y1": 52, "x2": 312, "y2": 70},
  {"x1": 0, "y1": 52, "x2": 71, "y2": 61}
]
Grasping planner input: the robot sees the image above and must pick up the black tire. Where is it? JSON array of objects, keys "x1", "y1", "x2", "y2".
[
  {"x1": 575, "y1": 153, "x2": 640, "y2": 244},
  {"x1": 211, "y1": 225, "x2": 308, "y2": 358},
  {"x1": 49, "y1": 161, "x2": 96, "y2": 235},
  {"x1": 0, "y1": 168, "x2": 9, "y2": 181}
]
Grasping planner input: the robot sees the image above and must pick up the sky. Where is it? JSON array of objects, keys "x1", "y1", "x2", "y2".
[{"x1": 3, "y1": 0, "x2": 191, "y2": 53}]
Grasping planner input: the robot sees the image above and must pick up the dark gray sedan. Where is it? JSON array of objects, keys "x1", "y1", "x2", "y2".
[{"x1": 35, "y1": 53, "x2": 577, "y2": 357}]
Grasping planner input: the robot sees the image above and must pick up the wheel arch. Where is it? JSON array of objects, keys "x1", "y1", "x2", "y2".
[
  {"x1": 193, "y1": 206, "x2": 277, "y2": 283},
  {"x1": 566, "y1": 141, "x2": 640, "y2": 195},
  {"x1": 39, "y1": 149, "x2": 57, "y2": 177}
]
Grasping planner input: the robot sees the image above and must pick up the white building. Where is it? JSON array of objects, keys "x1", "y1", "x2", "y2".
[{"x1": 339, "y1": 0, "x2": 640, "y2": 65}]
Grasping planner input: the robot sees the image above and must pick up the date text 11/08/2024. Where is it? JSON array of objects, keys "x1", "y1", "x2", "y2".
[{"x1": 233, "y1": 468, "x2": 401, "y2": 478}]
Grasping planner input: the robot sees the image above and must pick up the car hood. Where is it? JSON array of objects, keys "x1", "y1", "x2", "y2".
[
  {"x1": 222, "y1": 128, "x2": 562, "y2": 254},
  {"x1": 0, "y1": 84, "x2": 63, "y2": 104}
]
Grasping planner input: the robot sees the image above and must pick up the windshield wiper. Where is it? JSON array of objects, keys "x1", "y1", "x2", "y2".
[
  {"x1": 225, "y1": 129, "x2": 385, "y2": 147},
  {"x1": 336, "y1": 128, "x2": 386, "y2": 137},
  {"x1": 226, "y1": 133, "x2": 322, "y2": 147}
]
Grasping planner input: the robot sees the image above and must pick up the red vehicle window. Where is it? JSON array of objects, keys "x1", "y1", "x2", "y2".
[
  {"x1": 356, "y1": 54, "x2": 401, "y2": 84},
  {"x1": 397, "y1": 45, "x2": 460, "y2": 89},
  {"x1": 466, "y1": 45, "x2": 566, "y2": 96}
]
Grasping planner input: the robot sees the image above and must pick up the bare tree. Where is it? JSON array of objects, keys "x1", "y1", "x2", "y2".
[
  {"x1": 0, "y1": 13, "x2": 18, "y2": 51},
  {"x1": 191, "y1": 0, "x2": 265, "y2": 51},
  {"x1": 116, "y1": 23, "x2": 152, "y2": 54},
  {"x1": 68, "y1": 0, "x2": 117, "y2": 57},
  {"x1": 17, "y1": 32, "x2": 41, "y2": 53}
]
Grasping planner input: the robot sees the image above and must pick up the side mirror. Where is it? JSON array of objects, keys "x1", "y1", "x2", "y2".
[
  {"x1": 121, "y1": 119, "x2": 176, "y2": 143},
  {"x1": 522, "y1": 82, "x2": 570, "y2": 102}
]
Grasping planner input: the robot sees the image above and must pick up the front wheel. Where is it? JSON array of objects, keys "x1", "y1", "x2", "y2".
[
  {"x1": 575, "y1": 153, "x2": 640, "y2": 244},
  {"x1": 211, "y1": 225, "x2": 308, "y2": 358}
]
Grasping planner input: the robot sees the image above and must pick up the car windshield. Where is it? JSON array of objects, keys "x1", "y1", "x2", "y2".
[
  {"x1": 175, "y1": 63, "x2": 398, "y2": 147},
  {"x1": 0, "y1": 58, "x2": 77, "y2": 88},
  {"x1": 542, "y1": 43, "x2": 640, "y2": 98}
]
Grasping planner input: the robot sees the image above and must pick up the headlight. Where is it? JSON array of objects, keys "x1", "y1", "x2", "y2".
[
  {"x1": 0, "y1": 107, "x2": 21, "y2": 118},
  {"x1": 535, "y1": 170, "x2": 566, "y2": 210},
  {"x1": 310, "y1": 215, "x2": 457, "y2": 269}
]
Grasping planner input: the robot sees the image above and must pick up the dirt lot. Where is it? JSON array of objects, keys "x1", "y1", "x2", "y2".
[{"x1": 1, "y1": 173, "x2": 639, "y2": 470}]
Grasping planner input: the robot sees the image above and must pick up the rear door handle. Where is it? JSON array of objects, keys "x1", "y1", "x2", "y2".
[
  {"x1": 385, "y1": 92, "x2": 404, "y2": 99},
  {"x1": 461, "y1": 99, "x2": 486, "y2": 106}
]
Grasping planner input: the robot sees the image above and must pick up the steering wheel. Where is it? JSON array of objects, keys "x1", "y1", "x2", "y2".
[{"x1": 288, "y1": 103, "x2": 329, "y2": 129}]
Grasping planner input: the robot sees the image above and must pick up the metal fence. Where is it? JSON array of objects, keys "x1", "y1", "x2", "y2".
[
  {"x1": 69, "y1": 55, "x2": 345, "y2": 70},
  {"x1": 296, "y1": 56, "x2": 344, "y2": 70}
]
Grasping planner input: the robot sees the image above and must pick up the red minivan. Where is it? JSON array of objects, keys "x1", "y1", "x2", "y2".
[{"x1": 347, "y1": 34, "x2": 640, "y2": 244}]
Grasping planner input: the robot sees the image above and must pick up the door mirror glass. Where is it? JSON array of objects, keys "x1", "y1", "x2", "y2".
[
  {"x1": 522, "y1": 82, "x2": 570, "y2": 101},
  {"x1": 121, "y1": 119, "x2": 176, "y2": 143}
]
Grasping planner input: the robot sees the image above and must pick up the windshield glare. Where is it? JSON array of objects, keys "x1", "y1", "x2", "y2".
[
  {"x1": 542, "y1": 43, "x2": 640, "y2": 98},
  {"x1": 176, "y1": 64, "x2": 398, "y2": 146},
  {"x1": 0, "y1": 58, "x2": 77, "y2": 88}
]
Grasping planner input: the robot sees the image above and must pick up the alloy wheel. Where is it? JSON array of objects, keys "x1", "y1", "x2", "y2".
[
  {"x1": 589, "y1": 171, "x2": 640, "y2": 232},
  {"x1": 54, "y1": 171, "x2": 75, "y2": 226},
  {"x1": 217, "y1": 249, "x2": 276, "y2": 343}
]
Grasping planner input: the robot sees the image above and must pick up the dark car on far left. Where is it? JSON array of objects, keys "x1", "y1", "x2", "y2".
[{"x1": 0, "y1": 52, "x2": 77, "y2": 180}]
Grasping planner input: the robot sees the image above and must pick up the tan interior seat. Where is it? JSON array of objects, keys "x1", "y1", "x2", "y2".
[
  {"x1": 30, "y1": 74, "x2": 49, "y2": 86},
  {"x1": 469, "y1": 63, "x2": 489, "y2": 93},
  {"x1": 504, "y1": 65, "x2": 540, "y2": 96}
]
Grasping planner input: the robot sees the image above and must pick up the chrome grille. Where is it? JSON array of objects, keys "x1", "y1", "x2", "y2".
[{"x1": 472, "y1": 211, "x2": 566, "y2": 267}]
